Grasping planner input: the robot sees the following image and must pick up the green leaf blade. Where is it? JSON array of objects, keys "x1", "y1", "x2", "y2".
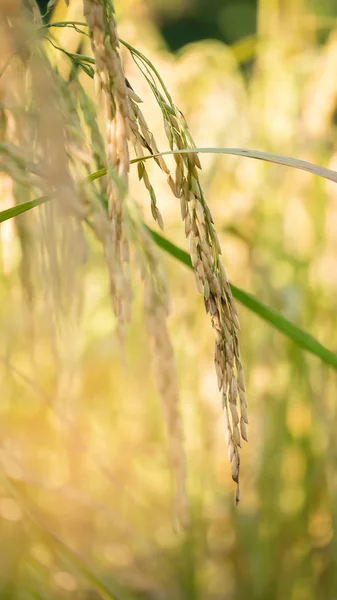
[
  {"x1": 0, "y1": 196, "x2": 51, "y2": 224},
  {"x1": 146, "y1": 227, "x2": 337, "y2": 371}
]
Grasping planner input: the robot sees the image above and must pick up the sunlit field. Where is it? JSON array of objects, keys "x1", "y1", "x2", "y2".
[{"x1": 1, "y1": 1, "x2": 337, "y2": 598}]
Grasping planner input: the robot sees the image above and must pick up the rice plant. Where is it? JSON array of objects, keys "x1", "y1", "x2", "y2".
[{"x1": 1, "y1": 0, "x2": 337, "y2": 598}]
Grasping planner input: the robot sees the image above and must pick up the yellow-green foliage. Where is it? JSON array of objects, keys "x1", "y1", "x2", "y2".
[{"x1": 1, "y1": 1, "x2": 337, "y2": 599}]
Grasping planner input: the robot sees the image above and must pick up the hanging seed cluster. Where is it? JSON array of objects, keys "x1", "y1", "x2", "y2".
[
  {"x1": 117, "y1": 40, "x2": 249, "y2": 500},
  {"x1": 83, "y1": 0, "x2": 132, "y2": 323},
  {"x1": 160, "y1": 108, "x2": 248, "y2": 502}
]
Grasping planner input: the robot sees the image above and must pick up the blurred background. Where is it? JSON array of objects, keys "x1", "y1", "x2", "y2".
[{"x1": 2, "y1": 0, "x2": 337, "y2": 598}]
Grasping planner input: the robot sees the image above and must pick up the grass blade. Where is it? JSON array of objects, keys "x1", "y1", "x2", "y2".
[
  {"x1": 88, "y1": 146, "x2": 337, "y2": 185},
  {"x1": 130, "y1": 147, "x2": 337, "y2": 184},
  {"x1": 146, "y1": 227, "x2": 337, "y2": 371},
  {"x1": 0, "y1": 196, "x2": 51, "y2": 223}
]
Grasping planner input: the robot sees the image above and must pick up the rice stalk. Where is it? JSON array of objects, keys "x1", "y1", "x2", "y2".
[
  {"x1": 83, "y1": 0, "x2": 132, "y2": 326},
  {"x1": 124, "y1": 43, "x2": 249, "y2": 501}
]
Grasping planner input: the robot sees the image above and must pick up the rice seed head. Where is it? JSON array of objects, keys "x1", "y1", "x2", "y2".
[
  {"x1": 84, "y1": 0, "x2": 132, "y2": 324},
  {"x1": 151, "y1": 92, "x2": 250, "y2": 501}
]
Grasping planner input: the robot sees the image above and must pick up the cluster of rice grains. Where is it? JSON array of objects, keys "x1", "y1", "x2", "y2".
[
  {"x1": 164, "y1": 112, "x2": 249, "y2": 504},
  {"x1": 83, "y1": 0, "x2": 132, "y2": 324}
]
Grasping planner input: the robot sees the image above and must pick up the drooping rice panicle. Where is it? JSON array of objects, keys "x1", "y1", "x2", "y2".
[
  {"x1": 83, "y1": 0, "x2": 132, "y2": 324},
  {"x1": 124, "y1": 44, "x2": 249, "y2": 501},
  {"x1": 168, "y1": 117, "x2": 248, "y2": 503}
]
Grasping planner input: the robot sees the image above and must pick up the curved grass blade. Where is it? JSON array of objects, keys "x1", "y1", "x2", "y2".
[
  {"x1": 89, "y1": 146, "x2": 337, "y2": 186},
  {"x1": 146, "y1": 227, "x2": 337, "y2": 371},
  {"x1": 0, "y1": 196, "x2": 50, "y2": 223},
  {"x1": 130, "y1": 147, "x2": 337, "y2": 185}
]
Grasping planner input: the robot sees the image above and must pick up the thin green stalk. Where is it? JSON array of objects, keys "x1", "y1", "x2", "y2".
[
  {"x1": 0, "y1": 196, "x2": 50, "y2": 223},
  {"x1": 120, "y1": 39, "x2": 175, "y2": 107}
]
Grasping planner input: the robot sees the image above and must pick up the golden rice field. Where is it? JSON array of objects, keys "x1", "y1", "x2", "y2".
[{"x1": 1, "y1": 0, "x2": 337, "y2": 598}]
